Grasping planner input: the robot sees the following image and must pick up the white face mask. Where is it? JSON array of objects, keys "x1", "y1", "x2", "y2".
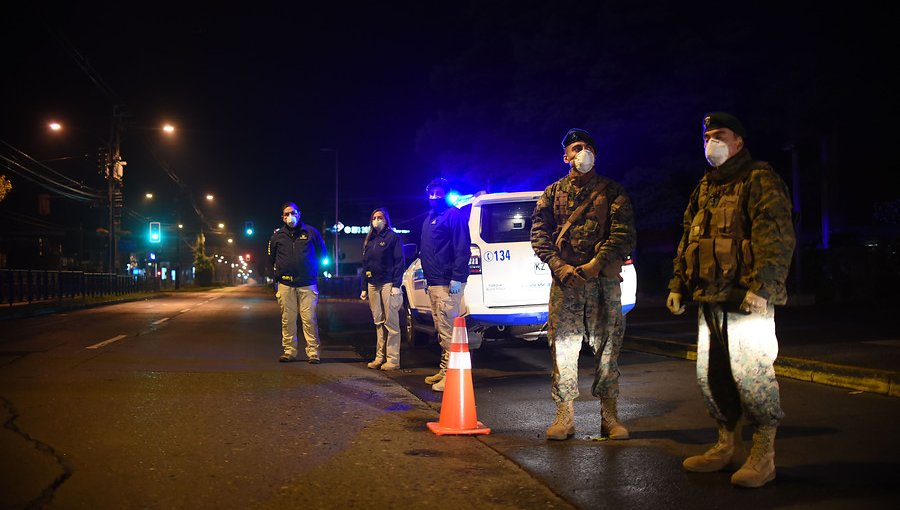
[
  {"x1": 284, "y1": 212, "x2": 299, "y2": 228},
  {"x1": 573, "y1": 149, "x2": 594, "y2": 174},
  {"x1": 705, "y1": 138, "x2": 730, "y2": 167},
  {"x1": 372, "y1": 218, "x2": 385, "y2": 231}
]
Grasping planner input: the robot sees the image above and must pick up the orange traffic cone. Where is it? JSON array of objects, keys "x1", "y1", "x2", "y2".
[{"x1": 427, "y1": 317, "x2": 491, "y2": 435}]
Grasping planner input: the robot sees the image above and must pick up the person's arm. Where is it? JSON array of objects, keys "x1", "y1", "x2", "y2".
[
  {"x1": 530, "y1": 184, "x2": 562, "y2": 267},
  {"x1": 391, "y1": 233, "x2": 405, "y2": 288},
  {"x1": 746, "y1": 169, "x2": 795, "y2": 301},
  {"x1": 588, "y1": 184, "x2": 636, "y2": 274},
  {"x1": 668, "y1": 185, "x2": 701, "y2": 296},
  {"x1": 450, "y1": 210, "x2": 471, "y2": 283},
  {"x1": 268, "y1": 232, "x2": 277, "y2": 270},
  {"x1": 531, "y1": 183, "x2": 581, "y2": 285}
]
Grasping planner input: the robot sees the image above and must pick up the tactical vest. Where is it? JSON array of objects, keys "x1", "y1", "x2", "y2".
[
  {"x1": 682, "y1": 169, "x2": 758, "y2": 300},
  {"x1": 552, "y1": 180, "x2": 610, "y2": 265}
]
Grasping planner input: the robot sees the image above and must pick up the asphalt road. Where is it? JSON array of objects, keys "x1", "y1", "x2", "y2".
[{"x1": 2, "y1": 285, "x2": 899, "y2": 509}]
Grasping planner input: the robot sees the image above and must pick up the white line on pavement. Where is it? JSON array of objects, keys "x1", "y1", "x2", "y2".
[
  {"x1": 152, "y1": 318, "x2": 169, "y2": 325},
  {"x1": 86, "y1": 334, "x2": 127, "y2": 350},
  {"x1": 181, "y1": 309, "x2": 191, "y2": 313}
]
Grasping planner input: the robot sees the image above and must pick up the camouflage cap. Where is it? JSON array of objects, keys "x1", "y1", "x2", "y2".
[
  {"x1": 561, "y1": 128, "x2": 597, "y2": 150},
  {"x1": 702, "y1": 112, "x2": 747, "y2": 139}
]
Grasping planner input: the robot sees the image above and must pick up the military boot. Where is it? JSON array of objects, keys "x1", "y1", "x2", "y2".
[
  {"x1": 683, "y1": 423, "x2": 741, "y2": 472},
  {"x1": 546, "y1": 401, "x2": 575, "y2": 440},
  {"x1": 600, "y1": 398, "x2": 629, "y2": 440},
  {"x1": 731, "y1": 426, "x2": 776, "y2": 488},
  {"x1": 424, "y1": 350, "x2": 449, "y2": 385},
  {"x1": 367, "y1": 358, "x2": 384, "y2": 369}
]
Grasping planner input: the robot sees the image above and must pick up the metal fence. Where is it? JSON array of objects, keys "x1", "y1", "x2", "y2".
[{"x1": 0, "y1": 269, "x2": 157, "y2": 306}]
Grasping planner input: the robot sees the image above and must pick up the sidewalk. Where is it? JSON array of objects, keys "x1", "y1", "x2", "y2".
[{"x1": 623, "y1": 300, "x2": 900, "y2": 397}]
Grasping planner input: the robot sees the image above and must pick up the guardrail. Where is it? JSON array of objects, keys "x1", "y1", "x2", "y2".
[{"x1": 0, "y1": 269, "x2": 157, "y2": 306}]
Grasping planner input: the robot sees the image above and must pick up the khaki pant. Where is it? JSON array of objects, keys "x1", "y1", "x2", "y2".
[
  {"x1": 367, "y1": 282, "x2": 402, "y2": 365},
  {"x1": 427, "y1": 284, "x2": 464, "y2": 376},
  {"x1": 276, "y1": 283, "x2": 321, "y2": 358},
  {"x1": 427, "y1": 284, "x2": 465, "y2": 351}
]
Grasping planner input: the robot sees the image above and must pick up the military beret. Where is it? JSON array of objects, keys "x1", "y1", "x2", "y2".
[
  {"x1": 561, "y1": 128, "x2": 597, "y2": 150},
  {"x1": 702, "y1": 112, "x2": 747, "y2": 139}
]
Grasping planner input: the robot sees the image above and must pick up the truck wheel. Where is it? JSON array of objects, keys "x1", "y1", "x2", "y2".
[{"x1": 402, "y1": 293, "x2": 419, "y2": 345}]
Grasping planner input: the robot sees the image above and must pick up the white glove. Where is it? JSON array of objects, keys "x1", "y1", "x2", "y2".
[
  {"x1": 360, "y1": 290, "x2": 367, "y2": 300},
  {"x1": 391, "y1": 287, "x2": 401, "y2": 296},
  {"x1": 740, "y1": 290, "x2": 767, "y2": 314},
  {"x1": 666, "y1": 292, "x2": 686, "y2": 315}
]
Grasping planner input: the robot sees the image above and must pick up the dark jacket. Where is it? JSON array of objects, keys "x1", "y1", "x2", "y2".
[
  {"x1": 420, "y1": 206, "x2": 471, "y2": 286},
  {"x1": 363, "y1": 227, "x2": 405, "y2": 287},
  {"x1": 267, "y1": 222, "x2": 326, "y2": 287},
  {"x1": 668, "y1": 149, "x2": 795, "y2": 304}
]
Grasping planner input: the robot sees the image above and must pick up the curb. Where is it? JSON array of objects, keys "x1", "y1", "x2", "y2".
[{"x1": 624, "y1": 335, "x2": 900, "y2": 398}]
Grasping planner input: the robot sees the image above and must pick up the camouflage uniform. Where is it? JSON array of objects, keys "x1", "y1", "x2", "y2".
[
  {"x1": 532, "y1": 172, "x2": 636, "y2": 403},
  {"x1": 669, "y1": 148, "x2": 795, "y2": 427}
]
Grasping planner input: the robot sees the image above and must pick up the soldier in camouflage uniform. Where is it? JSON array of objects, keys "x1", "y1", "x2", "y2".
[
  {"x1": 531, "y1": 128, "x2": 636, "y2": 441},
  {"x1": 667, "y1": 112, "x2": 795, "y2": 488}
]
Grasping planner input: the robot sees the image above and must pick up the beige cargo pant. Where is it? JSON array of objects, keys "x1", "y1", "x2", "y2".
[
  {"x1": 427, "y1": 284, "x2": 465, "y2": 372},
  {"x1": 367, "y1": 282, "x2": 402, "y2": 365},
  {"x1": 276, "y1": 283, "x2": 321, "y2": 359}
]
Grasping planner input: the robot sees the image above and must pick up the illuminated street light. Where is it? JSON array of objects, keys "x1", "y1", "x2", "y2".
[
  {"x1": 178, "y1": 224, "x2": 183, "y2": 229},
  {"x1": 49, "y1": 122, "x2": 61, "y2": 131},
  {"x1": 163, "y1": 124, "x2": 175, "y2": 134},
  {"x1": 218, "y1": 222, "x2": 225, "y2": 229},
  {"x1": 206, "y1": 194, "x2": 214, "y2": 201},
  {"x1": 145, "y1": 193, "x2": 154, "y2": 199},
  {"x1": 227, "y1": 238, "x2": 233, "y2": 244}
]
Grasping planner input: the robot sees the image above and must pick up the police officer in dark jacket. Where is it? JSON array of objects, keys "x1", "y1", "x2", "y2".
[
  {"x1": 360, "y1": 208, "x2": 405, "y2": 370},
  {"x1": 267, "y1": 202, "x2": 327, "y2": 363},
  {"x1": 420, "y1": 178, "x2": 471, "y2": 391}
]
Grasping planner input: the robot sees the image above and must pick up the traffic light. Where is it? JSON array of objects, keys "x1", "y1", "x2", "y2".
[
  {"x1": 149, "y1": 221, "x2": 161, "y2": 243},
  {"x1": 244, "y1": 220, "x2": 254, "y2": 236}
]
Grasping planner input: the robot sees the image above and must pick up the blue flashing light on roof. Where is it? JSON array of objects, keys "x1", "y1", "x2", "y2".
[{"x1": 446, "y1": 191, "x2": 461, "y2": 205}]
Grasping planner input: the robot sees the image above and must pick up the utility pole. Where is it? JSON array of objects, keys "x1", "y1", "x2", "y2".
[
  {"x1": 106, "y1": 106, "x2": 126, "y2": 274},
  {"x1": 320, "y1": 148, "x2": 339, "y2": 276}
]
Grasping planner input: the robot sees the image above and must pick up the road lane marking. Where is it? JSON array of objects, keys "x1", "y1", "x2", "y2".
[
  {"x1": 152, "y1": 318, "x2": 169, "y2": 325},
  {"x1": 181, "y1": 309, "x2": 191, "y2": 313},
  {"x1": 86, "y1": 334, "x2": 127, "y2": 350}
]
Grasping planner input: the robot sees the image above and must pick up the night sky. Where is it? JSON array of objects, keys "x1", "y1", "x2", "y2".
[{"x1": 2, "y1": 2, "x2": 897, "y2": 272}]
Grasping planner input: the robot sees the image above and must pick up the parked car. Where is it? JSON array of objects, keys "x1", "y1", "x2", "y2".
[{"x1": 401, "y1": 191, "x2": 637, "y2": 349}]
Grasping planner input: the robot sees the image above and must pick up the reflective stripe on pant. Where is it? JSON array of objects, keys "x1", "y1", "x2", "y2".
[
  {"x1": 276, "y1": 283, "x2": 321, "y2": 358},
  {"x1": 367, "y1": 282, "x2": 402, "y2": 364},
  {"x1": 548, "y1": 277, "x2": 624, "y2": 403},
  {"x1": 696, "y1": 303, "x2": 783, "y2": 427},
  {"x1": 427, "y1": 284, "x2": 465, "y2": 372}
]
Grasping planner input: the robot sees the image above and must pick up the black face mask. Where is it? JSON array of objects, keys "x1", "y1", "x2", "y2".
[{"x1": 429, "y1": 198, "x2": 447, "y2": 211}]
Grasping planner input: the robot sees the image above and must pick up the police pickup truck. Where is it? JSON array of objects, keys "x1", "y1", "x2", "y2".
[{"x1": 401, "y1": 191, "x2": 637, "y2": 349}]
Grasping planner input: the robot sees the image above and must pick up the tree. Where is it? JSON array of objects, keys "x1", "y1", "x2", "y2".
[{"x1": 193, "y1": 233, "x2": 214, "y2": 286}]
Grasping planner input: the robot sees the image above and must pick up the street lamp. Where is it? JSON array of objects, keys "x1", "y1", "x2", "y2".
[
  {"x1": 206, "y1": 194, "x2": 214, "y2": 201},
  {"x1": 320, "y1": 148, "x2": 339, "y2": 276},
  {"x1": 145, "y1": 192, "x2": 154, "y2": 199}
]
